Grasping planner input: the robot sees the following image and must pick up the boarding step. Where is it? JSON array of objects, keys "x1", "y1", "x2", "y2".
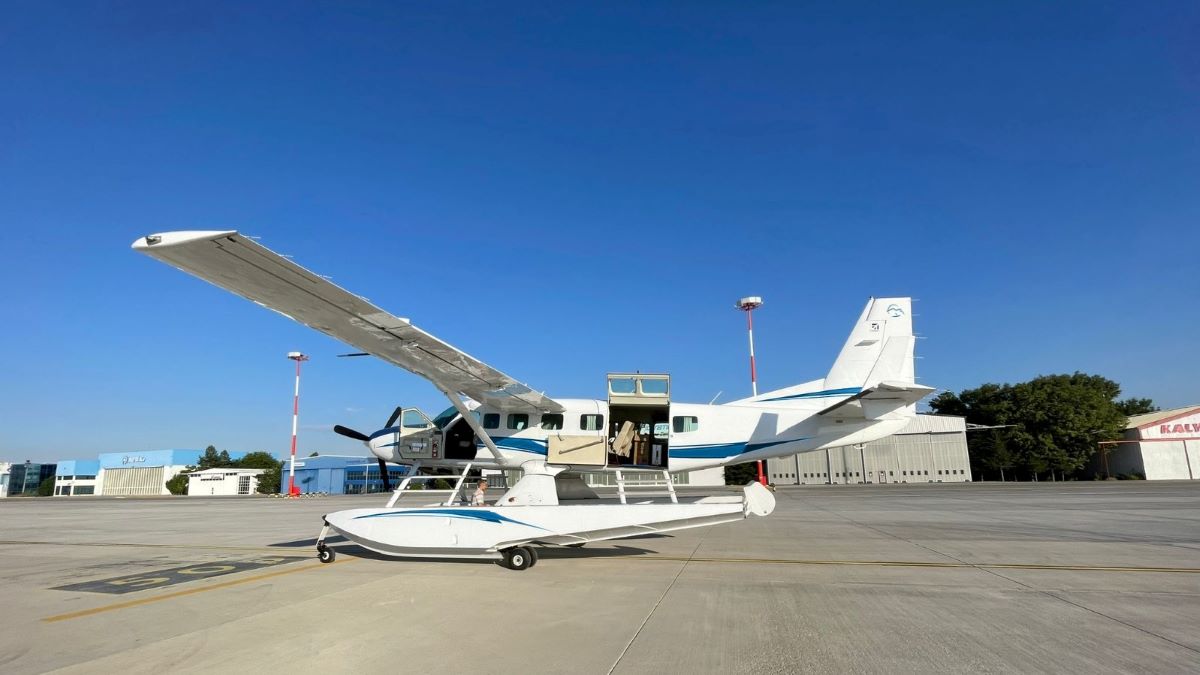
[{"x1": 615, "y1": 469, "x2": 678, "y2": 505}]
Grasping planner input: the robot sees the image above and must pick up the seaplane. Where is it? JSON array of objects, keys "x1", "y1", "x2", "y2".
[{"x1": 133, "y1": 231, "x2": 932, "y2": 570}]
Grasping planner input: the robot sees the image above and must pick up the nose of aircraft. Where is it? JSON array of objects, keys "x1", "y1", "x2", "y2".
[
  {"x1": 367, "y1": 432, "x2": 395, "y2": 462},
  {"x1": 333, "y1": 413, "x2": 401, "y2": 492},
  {"x1": 333, "y1": 406, "x2": 404, "y2": 462}
]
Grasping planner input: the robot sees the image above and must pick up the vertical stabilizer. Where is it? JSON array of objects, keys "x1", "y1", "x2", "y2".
[{"x1": 824, "y1": 298, "x2": 914, "y2": 390}]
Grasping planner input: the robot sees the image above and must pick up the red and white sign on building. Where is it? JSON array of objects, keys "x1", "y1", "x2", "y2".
[
  {"x1": 1138, "y1": 408, "x2": 1200, "y2": 441},
  {"x1": 1102, "y1": 406, "x2": 1200, "y2": 480}
]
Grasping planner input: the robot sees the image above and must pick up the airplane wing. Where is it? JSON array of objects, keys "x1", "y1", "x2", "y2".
[
  {"x1": 816, "y1": 381, "x2": 935, "y2": 420},
  {"x1": 132, "y1": 231, "x2": 564, "y2": 414}
]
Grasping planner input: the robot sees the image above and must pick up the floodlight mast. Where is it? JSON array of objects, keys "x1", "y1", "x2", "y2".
[
  {"x1": 286, "y1": 352, "x2": 309, "y2": 498},
  {"x1": 736, "y1": 297, "x2": 768, "y2": 486}
]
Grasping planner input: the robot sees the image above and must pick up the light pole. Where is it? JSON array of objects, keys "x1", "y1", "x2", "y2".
[
  {"x1": 286, "y1": 351, "x2": 309, "y2": 498},
  {"x1": 736, "y1": 296, "x2": 768, "y2": 486}
]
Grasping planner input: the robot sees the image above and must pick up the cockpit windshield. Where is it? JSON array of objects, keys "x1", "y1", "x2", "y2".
[
  {"x1": 401, "y1": 409, "x2": 433, "y2": 429},
  {"x1": 431, "y1": 405, "x2": 460, "y2": 430}
]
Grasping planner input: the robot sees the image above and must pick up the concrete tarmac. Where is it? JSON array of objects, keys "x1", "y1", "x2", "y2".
[{"x1": 1, "y1": 481, "x2": 1198, "y2": 674}]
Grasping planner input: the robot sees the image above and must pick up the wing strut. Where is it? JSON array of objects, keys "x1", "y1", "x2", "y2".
[{"x1": 435, "y1": 386, "x2": 508, "y2": 466}]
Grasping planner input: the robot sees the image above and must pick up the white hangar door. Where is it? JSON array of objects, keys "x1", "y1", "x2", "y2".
[{"x1": 103, "y1": 467, "x2": 166, "y2": 496}]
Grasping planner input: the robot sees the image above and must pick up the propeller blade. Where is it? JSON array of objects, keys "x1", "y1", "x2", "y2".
[
  {"x1": 333, "y1": 425, "x2": 370, "y2": 442},
  {"x1": 384, "y1": 406, "x2": 403, "y2": 428},
  {"x1": 337, "y1": 352, "x2": 371, "y2": 357},
  {"x1": 378, "y1": 458, "x2": 391, "y2": 491}
]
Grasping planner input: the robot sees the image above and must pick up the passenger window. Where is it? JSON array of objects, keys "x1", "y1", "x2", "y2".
[
  {"x1": 507, "y1": 414, "x2": 529, "y2": 430},
  {"x1": 540, "y1": 414, "x2": 564, "y2": 430},
  {"x1": 483, "y1": 413, "x2": 500, "y2": 429},
  {"x1": 580, "y1": 414, "x2": 604, "y2": 431},
  {"x1": 672, "y1": 416, "x2": 699, "y2": 433},
  {"x1": 653, "y1": 422, "x2": 669, "y2": 439}
]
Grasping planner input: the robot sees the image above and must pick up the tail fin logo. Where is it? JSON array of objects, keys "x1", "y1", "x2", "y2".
[{"x1": 886, "y1": 304, "x2": 905, "y2": 318}]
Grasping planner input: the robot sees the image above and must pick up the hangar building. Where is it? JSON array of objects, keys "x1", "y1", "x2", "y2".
[
  {"x1": 766, "y1": 414, "x2": 971, "y2": 485},
  {"x1": 187, "y1": 468, "x2": 266, "y2": 496},
  {"x1": 54, "y1": 460, "x2": 100, "y2": 496},
  {"x1": 1096, "y1": 406, "x2": 1200, "y2": 480},
  {"x1": 7, "y1": 462, "x2": 57, "y2": 496},
  {"x1": 279, "y1": 455, "x2": 409, "y2": 495},
  {"x1": 53, "y1": 450, "x2": 250, "y2": 496}
]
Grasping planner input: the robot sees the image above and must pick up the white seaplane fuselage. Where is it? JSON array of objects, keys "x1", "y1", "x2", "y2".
[{"x1": 365, "y1": 391, "x2": 914, "y2": 475}]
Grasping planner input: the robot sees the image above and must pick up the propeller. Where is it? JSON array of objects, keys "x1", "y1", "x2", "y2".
[
  {"x1": 333, "y1": 407, "x2": 406, "y2": 492},
  {"x1": 333, "y1": 425, "x2": 369, "y2": 442},
  {"x1": 384, "y1": 406, "x2": 403, "y2": 428},
  {"x1": 376, "y1": 457, "x2": 391, "y2": 491}
]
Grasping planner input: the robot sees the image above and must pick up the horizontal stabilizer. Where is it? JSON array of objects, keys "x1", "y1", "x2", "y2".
[{"x1": 816, "y1": 381, "x2": 935, "y2": 421}]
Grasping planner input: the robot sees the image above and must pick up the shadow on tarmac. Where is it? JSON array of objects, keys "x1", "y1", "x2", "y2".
[
  {"x1": 271, "y1": 541, "x2": 658, "y2": 566},
  {"x1": 269, "y1": 535, "x2": 348, "y2": 548}
]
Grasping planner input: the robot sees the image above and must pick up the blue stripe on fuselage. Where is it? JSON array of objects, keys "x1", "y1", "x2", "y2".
[
  {"x1": 478, "y1": 437, "x2": 548, "y2": 456},
  {"x1": 669, "y1": 438, "x2": 806, "y2": 460}
]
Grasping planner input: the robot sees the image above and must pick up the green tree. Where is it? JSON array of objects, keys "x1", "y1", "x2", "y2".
[
  {"x1": 234, "y1": 451, "x2": 282, "y2": 494},
  {"x1": 308, "y1": 451, "x2": 320, "y2": 457},
  {"x1": 932, "y1": 373, "x2": 1128, "y2": 480},
  {"x1": 235, "y1": 451, "x2": 280, "y2": 470},
  {"x1": 166, "y1": 473, "x2": 189, "y2": 495},
  {"x1": 37, "y1": 476, "x2": 55, "y2": 497},
  {"x1": 196, "y1": 445, "x2": 223, "y2": 470},
  {"x1": 972, "y1": 428, "x2": 1017, "y2": 481},
  {"x1": 256, "y1": 463, "x2": 282, "y2": 494},
  {"x1": 1115, "y1": 397, "x2": 1158, "y2": 416}
]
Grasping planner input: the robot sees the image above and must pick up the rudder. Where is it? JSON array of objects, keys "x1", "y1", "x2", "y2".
[{"x1": 824, "y1": 298, "x2": 914, "y2": 391}]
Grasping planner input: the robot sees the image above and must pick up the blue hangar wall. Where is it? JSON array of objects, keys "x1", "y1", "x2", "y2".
[{"x1": 284, "y1": 455, "x2": 408, "y2": 495}]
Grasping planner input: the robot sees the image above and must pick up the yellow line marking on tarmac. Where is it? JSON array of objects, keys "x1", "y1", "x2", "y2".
[
  {"x1": 42, "y1": 558, "x2": 354, "y2": 623},
  {"x1": 614, "y1": 556, "x2": 1200, "y2": 574}
]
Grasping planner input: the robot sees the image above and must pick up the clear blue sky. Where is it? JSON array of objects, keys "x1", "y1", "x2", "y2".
[{"x1": 2, "y1": 2, "x2": 1197, "y2": 462}]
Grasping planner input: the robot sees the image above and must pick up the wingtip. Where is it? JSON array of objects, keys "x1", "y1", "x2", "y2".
[{"x1": 131, "y1": 230, "x2": 239, "y2": 251}]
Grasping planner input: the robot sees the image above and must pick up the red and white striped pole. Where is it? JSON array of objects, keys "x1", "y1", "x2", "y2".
[
  {"x1": 736, "y1": 297, "x2": 768, "y2": 486},
  {"x1": 287, "y1": 351, "x2": 309, "y2": 498}
]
